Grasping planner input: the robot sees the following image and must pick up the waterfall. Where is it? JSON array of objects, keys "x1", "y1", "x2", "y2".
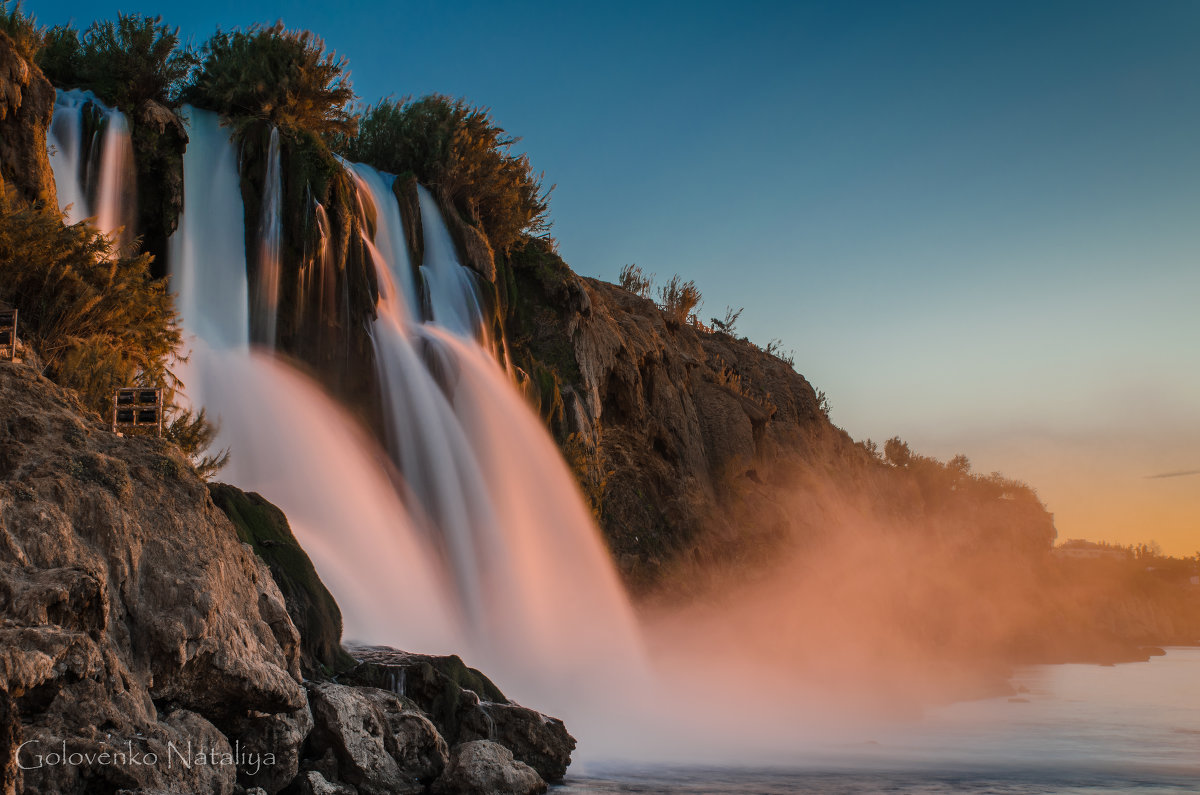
[
  {"x1": 416, "y1": 185, "x2": 489, "y2": 340},
  {"x1": 46, "y1": 112, "x2": 647, "y2": 727},
  {"x1": 47, "y1": 90, "x2": 87, "y2": 224},
  {"x1": 348, "y1": 161, "x2": 645, "y2": 694},
  {"x1": 345, "y1": 163, "x2": 420, "y2": 320},
  {"x1": 254, "y1": 127, "x2": 283, "y2": 348},
  {"x1": 169, "y1": 106, "x2": 250, "y2": 351},
  {"x1": 48, "y1": 88, "x2": 137, "y2": 249}
]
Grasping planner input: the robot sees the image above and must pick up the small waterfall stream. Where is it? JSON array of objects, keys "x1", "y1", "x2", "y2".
[
  {"x1": 347, "y1": 160, "x2": 645, "y2": 693},
  {"x1": 416, "y1": 185, "x2": 489, "y2": 340},
  {"x1": 254, "y1": 127, "x2": 283, "y2": 348},
  {"x1": 169, "y1": 106, "x2": 249, "y2": 351},
  {"x1": 48, "y1": 89, "x2": 136, "y2": 249}
]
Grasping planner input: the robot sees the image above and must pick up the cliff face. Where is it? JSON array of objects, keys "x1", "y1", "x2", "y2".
[
  {"x1": 0, "y1": 33, "x2": 56, "y2": 207},
  {"x1": 502, "y1": 241, "x2": 1057, "y2": 592},
  {"x1": 0, "y1": 360, "x2": 574, "y2": 795},
  {"x1": 0, "y1": 360, "x2": 306, "y2": 794},
  {"x1": 501, "y1": 244, "x2": 1200, "y2": 668}
]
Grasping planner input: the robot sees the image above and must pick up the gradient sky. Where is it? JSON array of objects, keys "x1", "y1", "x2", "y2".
[{"x1": 26, "y1": 0, "x2": 1200, "y2": 553}]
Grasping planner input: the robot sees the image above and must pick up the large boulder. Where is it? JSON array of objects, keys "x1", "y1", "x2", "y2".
[
  {"x1": 0, "y1": 361, "x2": 305, "y2": 793},
  {"x1": 433, "y1": 740, "x2": 546, "y2": 795},
  {"x1": 305, "y1": 681, "x2": 447, "y2": 795},
  {"x1": 226, "y1": 703, "x2": 313, "y2": 794},
  {"x1": 344, "y1": 646, "x2": 575, "y2": 782}
]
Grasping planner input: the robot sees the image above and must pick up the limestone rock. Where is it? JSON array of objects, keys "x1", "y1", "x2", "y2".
[
  {"x1": 294, "y1": 770, "x2": 357, "y2": 795},
  {"x1": 226, "y1": 704, "x2": 313, "y2": 794},
  {"x1": 209, "y1": 484, "x2": 350, "y2": 677},
  {"x1": 344, "y1": 646, "x2": 574, "y2": 783},
  {"x1": 0, "y1": 361, "x2": 305, "y2": 794},
  {"x1": 131, "y1": 99, "x2": 188, "y2": 269},
  {"x1": 0, "y1": 32, "x2": 56, "y2": 205},
  {"x1": 433, "y1": 740, "x2": 546, "y2": 795},
  {"x1": 0, "y1": 32, "x2": 55, "y2": 206},
  {"x1": 305, "y1": 682, "x2": 447, "y2": 795}
]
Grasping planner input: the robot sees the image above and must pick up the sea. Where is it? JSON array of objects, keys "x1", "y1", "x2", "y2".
[{"x1": 558, "y1": 647, "x2": 1200, "y2": 794}]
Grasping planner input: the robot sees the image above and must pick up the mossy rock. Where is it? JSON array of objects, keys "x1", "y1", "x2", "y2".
[
  {"x1": 209, "y1": 482, "x2": 354, "y2": 676},
  {"x1": 342, "y1": 646, "x2": 506, "y2": 745}
]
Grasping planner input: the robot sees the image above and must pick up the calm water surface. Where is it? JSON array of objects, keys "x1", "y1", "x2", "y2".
[{"x1": 560, "y1": 648, "x2": 1200, "y2": 793}]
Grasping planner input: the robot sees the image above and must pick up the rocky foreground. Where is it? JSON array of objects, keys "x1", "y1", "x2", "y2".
[{"x1": 0, "y1": 357, "x2": 572, "y2": 795}]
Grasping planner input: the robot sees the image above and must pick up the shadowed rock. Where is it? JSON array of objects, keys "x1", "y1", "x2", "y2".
[
  {"x1": 305, "y1": 681, "x2": 447, "y2": 795},
  {"x1": 433, "y1": 740, "x2": 546, "y2": 795},
  {"x1": 343, "y1": 646, "x2": 575, "y2": 783}
]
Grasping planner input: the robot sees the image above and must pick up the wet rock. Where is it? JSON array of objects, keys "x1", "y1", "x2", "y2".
[
  {"x1": 305, "y1": 681, "x2": 447, "y2": 795},
  {"x1": 433, "y1": 740, "x2": 546, "y2": 795},
  {"x1": 456, "y1": 696, "x2": 574, "y2": 784},
  {"x1": 132, "y1": 99, "x2": 188, "y2": 271},
  {"x1": 343, "y1": 646, "x2": 575, "y2": 782}
]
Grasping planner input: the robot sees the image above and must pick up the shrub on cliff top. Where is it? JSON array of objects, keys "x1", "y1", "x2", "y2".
[
  {"x1": 36, "y1": 14, "x2": 194, "y2": 110},
  {"x1": 618, "y1": 263, "x2": 654, "y2": 298},
  {"x1": 658, "y1": 274, "x2": 702, "y2": 328},
  {"x1": 0, "y1": 184, "x2": 225, "y2": 475},
  {"x1": 185, "y1": 23, "x2": 355, "y2": 136},
  {"x1": 341, "y1": 95, "x2": 552, "y2": 253},
  {"x1": 0, "y1": 1, "x2": 41, "y2": 61}
]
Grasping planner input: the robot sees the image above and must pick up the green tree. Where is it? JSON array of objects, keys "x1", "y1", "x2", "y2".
[
  {"x1": 43, "y1": 14, "x2": 195, "y2": 109},
  {"x1": 0, "y1": 1, "x2": 42, "y2": 62},
  {"x1": 0, "y1": 184, "x2": 224, "y2": 476},
  {"x1": 884, "y1": 436, "x2": 912, "y2": 468},
  {"x1": 340, "y1": 95, "x2": 551, "y2": 253},
  {"x1": 185, "y1": 23, "x2": 355, "y2": 136}
]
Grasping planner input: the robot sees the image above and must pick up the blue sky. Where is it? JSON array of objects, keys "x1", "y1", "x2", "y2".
[{"x1": 26, "y1": 0, "x2": 1200, "y2": 551}]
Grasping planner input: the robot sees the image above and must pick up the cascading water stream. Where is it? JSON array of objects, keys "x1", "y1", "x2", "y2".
[
  {"x1": 347, "y1": 161, "x2": 646, "y2": 697},
  {"x1": 416, "y1": 185, "x2": 490, "y2": 341},
  {"x1": 47, "y1": 90, "x2": 87, "y2": 223},
  {"x1": 169, "y1": 107, "x2": 250, "y2": 351},
  {"x1": 166, "y1": 111, "x2": 465, "y2": 655},
  {"x1": 48, "y1": 88, "x2": 137, "y2": 249},
  {"x1": 254, "y1": 127, "x2": 283, "y2": 348},
  {"x1": 345, "y1": 163, "x2": 420, "y2": 320}
]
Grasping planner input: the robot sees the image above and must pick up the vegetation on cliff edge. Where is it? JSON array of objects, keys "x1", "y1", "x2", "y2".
[
  {"x1": 0, "y1": 183, "x2": 226, "y2": 476},
  {"x1": 35, "y1": 13, "x2": 193, "y2": 111},
  {"x1": 340, "y1": 95, "x2": 552, "y2": 254}
]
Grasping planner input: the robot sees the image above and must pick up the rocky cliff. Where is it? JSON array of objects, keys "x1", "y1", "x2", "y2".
[
  {"x1": 500, "y1": 240, "x2": 1055, "y2": 589},
  {"x1": 0, "y1": 358, "x2": 305, "y2": 794},
  {"x1": 0, "y1": 32, "x2": 55, "y2": 207},
  {"x1": 0, "y1": 356, "x2": 572, "y2": 795}
]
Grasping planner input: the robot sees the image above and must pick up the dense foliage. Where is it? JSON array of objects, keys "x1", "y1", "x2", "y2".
[
  {"x1": 35, "y1": 14, "x2": 193, "y2": 110},
  {"x1": 0, "y1": 1, "x2": 40, "y2": 62},
  {"x1": 0, "y1": 185, "x2": 225, "y2": 476},
  {"x1": 185, "y1": 23, "x2": 354, "y2": 136},
  {"x1": 341, "y1": 95, "x2": 552, "y2": 253}
]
